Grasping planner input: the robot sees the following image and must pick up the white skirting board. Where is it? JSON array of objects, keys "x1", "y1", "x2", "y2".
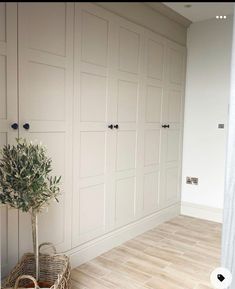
[
  {"x1": 181, "y1": 202, "x2": 223, "y2": 223},
  {"x1": 66, "y1": 203, "x2": 180, "y2": 269}
]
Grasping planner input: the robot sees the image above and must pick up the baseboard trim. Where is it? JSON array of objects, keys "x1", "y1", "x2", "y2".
[
  {"x1": 66, "y1": 203, "x2": 180, "y2": 268},
  {"x1": 181, "y1": 202, "x2": 223, "y2": 223}
]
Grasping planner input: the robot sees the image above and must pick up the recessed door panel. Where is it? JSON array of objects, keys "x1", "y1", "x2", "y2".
[
  {"x1": 0, "y1": 3, "x2": 6, "y2": 41},
  {"x1": 147, "y1": 39, "x2": 164, "y2": 80},
  {"x1": 80, "y1": 73, "x2": 107, "y2": 122},
  {"x1": 145, "y1": 86, "x2": 162, "y2": 123},
  {"x1": 116, "y1": 131, "x2": 136, "y2": 171},
  {"x1": 119, "y1": 27, "x2": 140, "y2": 74},
  {"x1": 168, "y1": 89, "x2": 181, "y2": 123},
  {"x1": 81, "y1": 11, "x2": 108, "y2": 67},
  {"x1": 144, "y1": 130, "x2": 160, "y2": 166},
  {"x1": 115, "y1": 177, "x2": 136, "y2": 227},
  {"x1": 168, "y1": 46, "x2": 184, "y2": 86},
  {"x1": 80, "y1": 131, "x2": 106, "y2": 178},
  {"x1": 79, "y1": 184, "x2": 105, "y2": 241},
  {"x1": 143, "y1": 172, "x2": 159, "y2": 214},
  {"x1": 167, "y1": 130, "x2": 180, "y2": 163},
  {"x1": 0, "y1": 55, "x2": 6, "y2": 119},
  {"x1": 165, "y1": 167, "x2": 179, "y2": 205},
  {"x1": 23, "y1": 62, "x2": 65, "y2": 121},
  {"x1": 117, "y1": 80, "x2": 138, "y2": 122},
  {"x1": 1, "y1": 207, "x2": 7, "y2": 264},
  {"x1": 0, "y1": 132, "x2": 7, "y2": 146},
  {"x1": 26, "y1": 3, "x2": 66, "y2": 56}
]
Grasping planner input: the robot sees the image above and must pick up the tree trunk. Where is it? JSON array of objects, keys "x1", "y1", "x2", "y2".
[{"x1": 31, "y1": 209, "x2": 39, "y2": 281}]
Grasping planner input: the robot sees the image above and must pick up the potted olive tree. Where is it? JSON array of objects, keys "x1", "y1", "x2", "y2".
[{"x1": 0, "y1": 138, "x2": 61, "y2": 285}]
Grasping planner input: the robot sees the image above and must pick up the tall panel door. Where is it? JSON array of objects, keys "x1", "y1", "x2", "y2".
[
  {"x1": 72, "y1": 3, "x2": 146, "y2": 245},
  {"x1": 72, "y1": 3, "x2": 115, "y2": 246},
  {"x1": 0, "y1": 3, "x2": 18, "y2": 277},
  {"x1": 17, "y1": 3, "x2": 74, "y2": 255},
  {"x1": 142, "y1": 30, "x2": 166, "y2": 216},
  {"x1": 161, "y1": 41, "x2": 186, "y2": 207},
  {"x1": 110, "y1": 18, "x2": 145, "y2": 229}
]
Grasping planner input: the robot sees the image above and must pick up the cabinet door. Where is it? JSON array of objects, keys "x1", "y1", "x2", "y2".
[
  {"x1": 72, "y1": 3, "x2": 115, "y2": 246},
  {"x1": 110, "y1": 17, "x2": 145, "y2": 229},
  {"x1": 161, "y1": 41, "x2": 186, "y2": 207},
  {"x1": 0, "y1": 3, "x2": 18, "y2": 277},
  {"x1": 17, "y1": 3, "x2": 74, "y2": 255},
  {"x1": 142, "y1": 30, "x2": 166, "y2": 216}
]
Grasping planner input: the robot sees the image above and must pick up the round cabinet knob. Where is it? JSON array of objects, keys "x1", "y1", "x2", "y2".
[
  {"x1": 114, "y1": 124, "x2": 119, "y2": 129},
  {"x1": 11, "y1": 123, "x2": 18, "y2": 130},
  {"x1": 23, "y1": 123, "x2": 30, "y2": 130},
  {"x1": 108, "y1": 124, "x2": 113, "y2": 129}
]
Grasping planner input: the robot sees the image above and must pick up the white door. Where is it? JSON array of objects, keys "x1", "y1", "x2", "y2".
[
  {"x1": 72, "y1": 4, "x2": 145, "y2": 245},
  {"x1": 161, "y1": 41, "x2": 186, "y2": 207},
  {"x1": 0, "y1": 3, "x2": 18, "y2": 277},
  {"x1": 72, "y1": 3, "x2": 115, "y2": 246},
  {"x1": 17, "y1": 3, "x2": 74, "y2": 255},
  {"x1": 142, "y1": 30, "x2": 166, "y2": 216},
  {"x1": 110, "y1": 17, "x2": 145, "y2": 229}
]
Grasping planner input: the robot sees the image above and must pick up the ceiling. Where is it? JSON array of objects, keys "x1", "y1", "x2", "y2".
[{"x1": 163, "y1": 2, "x2": 234, "y2": 22}]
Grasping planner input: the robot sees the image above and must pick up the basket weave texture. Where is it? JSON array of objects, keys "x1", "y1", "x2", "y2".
[{"x1": 2, "y1": 244, "x2": 70, "y2": 289}]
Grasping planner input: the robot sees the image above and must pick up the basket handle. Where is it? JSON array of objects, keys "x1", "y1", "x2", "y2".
[
  {"x1": 39, "y1": 242, "x2": 57, "y2": 255},
  {"x1": 14, "y1": 275, "x2": 38, "y2": 289}
]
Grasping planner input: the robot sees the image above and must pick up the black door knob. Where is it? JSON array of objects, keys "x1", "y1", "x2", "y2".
[
  {"x1": 11, "y1": 122, "x2": 19, "y2": 129},
  {"x1": 108, "y1": 124, "x2": 113, "y2": 129},
  {"x1": 23, "y1": 123, "x2": 30, "y2": 130},
  {"x1": 11, "y1": 123, "x2": 18, "y2": 130},
  {"x1": 162, "y1": 124, "x2": 170, "y2": 128},
  {"x1": 114, "y1": 124, "x2": 119, "y2": 129}
]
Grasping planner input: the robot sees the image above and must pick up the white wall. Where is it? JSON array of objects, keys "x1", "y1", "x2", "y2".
[{"x1": 181, "y1": 16, "x2": 233, "y2": 215}]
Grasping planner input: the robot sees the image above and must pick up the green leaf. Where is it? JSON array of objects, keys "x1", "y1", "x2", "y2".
[{"x1": 0, "y1": 138, "x2": 61, "y2": 213}]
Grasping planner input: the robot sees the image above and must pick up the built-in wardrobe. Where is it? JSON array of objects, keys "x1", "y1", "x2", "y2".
[{"x1": 0, "y1": 3, "x2": 186, "y2": 276}]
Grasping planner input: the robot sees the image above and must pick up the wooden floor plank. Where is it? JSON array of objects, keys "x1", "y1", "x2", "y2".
[{"x1": 71, "y1": 215, "x2": 221, "y2": 289}]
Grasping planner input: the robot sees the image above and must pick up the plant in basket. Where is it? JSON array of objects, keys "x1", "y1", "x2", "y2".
[{"x1": 0, "y1": 138, "x2": 61, "y2": 288}]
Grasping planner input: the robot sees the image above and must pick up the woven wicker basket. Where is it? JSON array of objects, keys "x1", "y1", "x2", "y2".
[{"x1": 2, "y1": 243, "x2": 71, "y2": 289}]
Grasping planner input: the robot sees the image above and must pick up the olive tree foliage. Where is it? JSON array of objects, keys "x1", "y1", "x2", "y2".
[{"x1": 0, "y1": 138, "x2": 61, "y2": 213}]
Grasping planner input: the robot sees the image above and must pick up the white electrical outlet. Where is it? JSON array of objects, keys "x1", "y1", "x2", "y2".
[
  {"x1": 186, "y1": 177, "x2": 192, "y2": 184},
  {"x1": 186, "y1": 177, "x2": 199, "y2": 185},
  {"x1": 191, "y1": 177, "x2": 199, "y2": 185}
]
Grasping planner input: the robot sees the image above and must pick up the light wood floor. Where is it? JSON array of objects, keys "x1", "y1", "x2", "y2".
[{"x1": 71, "y1": 215, "x2": 221, "y2": 289}]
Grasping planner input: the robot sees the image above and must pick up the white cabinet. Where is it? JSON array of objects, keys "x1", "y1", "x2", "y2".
[
  {"x1": 0, "y1": 3, "x2": 18, "y2": 278},
  {"x1": 72, "y1": 4, "x2": 114, "y2": 246},
  {"x1": 161, "y1": 41, "x2": 186, "y2": 207},
  {"x1": 1, "y1": 2, "x2": 186, "y2": 276},
  {"x1": 72, "y1": 3, "x2": 186, "y2": 247},
  {"x1": 142, "y1": 30, "x2": 165, "y2": 216},
  {"x1": 17, "y1": 2, "x2": 74, "y2": 256},
  {"x1": 0, "y1": 3, "x2": 74, "y2": 277},
  {"x1": 110, "y1": 15, "x2": 145, "y2": 230}
]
